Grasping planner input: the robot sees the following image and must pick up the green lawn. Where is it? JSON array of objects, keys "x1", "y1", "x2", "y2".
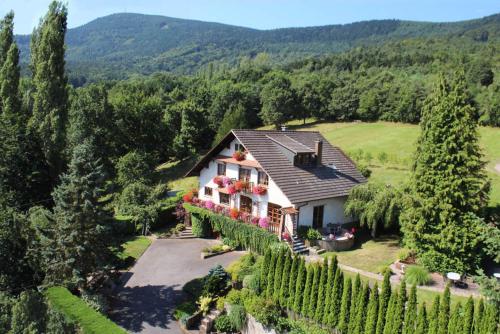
[
  {"x1": 322, "y1": 236, "x2": 402, "y2": 273},
  {"x1": 156, "y1": 156, "x2": 199, "y2": 192},
  {"x1": 46, "y1": 287, "x2": 126, "y2": 334},
  {"x1": 115, "y1": 235, "x2": 152, "y2": 261},
  {"x1": 265, "y1": 120, "x2": 500, "y2": 204}
]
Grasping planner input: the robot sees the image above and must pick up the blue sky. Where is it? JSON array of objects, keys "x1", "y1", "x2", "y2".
[{"x1": 2, "y1": 0, "x2": 499, "y2": 34}]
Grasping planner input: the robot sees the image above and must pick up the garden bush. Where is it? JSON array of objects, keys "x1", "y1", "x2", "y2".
[
  {"x1": 405, "y1": 266, "x2": 431, "y2": 285},
  {"x1": 191, "y1": 214, "x2": 211, "y2": 237},
  {"x1": 307, "y1": 228, "x2": 322, "y2": 240},
  {"x1": 225, "y1": 289, "x2": 252, "y2": 306},
  {"x1": 227, "y1": 253, "x2": 258, "y2": 282},
  {"x1": 214, "y1": 314, "x2": 234, "y2": 332},
  {"x1": 202, "y1": 265, "x2": 230, "y2": 297},
  {"x1": 242, "y1": 274, "x2": 260, "y2": 293},
  {"x1": 228, "y1": 304, "x2": 247, "y2": 330},
  {"x1": 243, "y1": 295, "x2": 281, "y2": 327},
  {"x1": 173, "y1": 301, "x2": 197, "y2": 320},
  {"x1": 183, "y1": 203, "x2": 279, "y2": 254}
]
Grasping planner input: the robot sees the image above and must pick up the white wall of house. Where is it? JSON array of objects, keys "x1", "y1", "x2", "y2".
[
  {"x1": 198, "y1": 136, "x2": 292, "y2": 219},
  {"x1": 296, "y1": 196, "x2": 354, "y2": 228}
]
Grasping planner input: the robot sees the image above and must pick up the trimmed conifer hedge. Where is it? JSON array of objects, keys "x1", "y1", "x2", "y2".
[{"x1": 183, "y1": 203, "x2": 280, "y2": 254}]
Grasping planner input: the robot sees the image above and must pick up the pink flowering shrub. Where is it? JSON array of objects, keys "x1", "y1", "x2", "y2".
[
  {"x1": 282, "y1": 232, "x2": 291, "y2": 242},
  {"x1": 258, "y1": 217, "x2": 269, "y2": 229},
  {"x1": 205, "y1": 200, "x2": 215, "y2": 210},
  {"x1": 251, "y1": 217, "x2": 259, "y2": 225}
]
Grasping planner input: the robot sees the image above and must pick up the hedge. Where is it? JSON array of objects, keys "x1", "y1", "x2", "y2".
[
  {"x1": 45, "y1": 287, "x2": 127, "y2": 334},
  {"x1": 191, "y1": 213, "x2": 212, "y2": 237},
  {"x1": 183, "y1": 203, "x2": 279, "y2": 254}
]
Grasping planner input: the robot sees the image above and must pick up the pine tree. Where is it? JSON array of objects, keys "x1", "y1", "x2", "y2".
[
  {"x1": 265, "y1": 250, "x2": 277, "y2": 298},
  {"x1": 338, "y1": 277, "x2": 352, "y2": 333},
  {"x1": 415, "y1": 302, "x2": 427, "y2": 334},
  {"x1": 472, "y1": 299, "x2": 484, "y2": 334},
  {"x1": 392, "y1": 280, "x2": 407, "y2": 334},
  {"x1": 376, "y1": 271, "x2": 392, "y2": 334},
  {"x1": 438, "y1": 284, "x2": 451, "y2": 334},
  {"x1": 448, "y1": 302, "x2": 462, "y2": 334},
  {"x1": 403, "y1": 285, "x2": 417, "y2": 334},
  {"x1": 326, "y1": 267, "x2": 343, "y2": 326},
  {"x1": 308, "y1": 263, "x2": 321, "y2": 318},
  {"x1": 402, "y1": 71, "x2": 489, "y2": 273},
  {"x1": 428, "y1": 295, "x2": 441, "y2": 334},
  {"x1": 322, "y1": 258, "x2": 336, "y2": 324},
  {"x1": 10, "y1": 290, "x2": 47, "y2": 333},
  {"x1": 301, "y1": 264, "x2": 314, "y2": 316},
  {"x1": 44, "y1": 140, "x2": 112, "y2": 288},
  {"x1": 364, "y1": 283, "x2": 379, "y2": 334},
  {"x1": 272, "y1": 249, "x2": 285, "y2": 301},
  {"x1": 314, "y1": 258, "x2": 329, "y2": 321},
  {"x1": 30, "y1": 1, "x2": 69, "y2": 183},
  {"x1": 287, "y1": 255, "x2": 298, "y2": 308},
  {"x1": 260, "y1": 248, "x2": 272, "y2": 293},
  {"x1": 462, "y1": 297, "x2": 474, "y2": 334},
  {"x1": 351, "y1": 283, "x2": 370, "y2": 334},
  {"x1": 278, "y1": 252, "x2": 292, "y2": 306},
  {"x1": 382, "y1": 291, "x2": 398, "y2": 334},
  {"x1": 293, "y1": 258, "x2": 306, "y2": 312}
]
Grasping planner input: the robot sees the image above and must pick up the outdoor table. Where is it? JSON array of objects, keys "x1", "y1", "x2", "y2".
[
  {"x1": 494, "y1": 273, "x2": 500, "y2": 280},
  {"x1": 446, "y1": 272, "x2": 461, "y2": 284}
]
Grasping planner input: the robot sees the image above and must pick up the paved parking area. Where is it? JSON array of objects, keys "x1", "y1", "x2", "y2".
[{"x1": 109, "y1": 238, "x2": 244, "y2": 334}]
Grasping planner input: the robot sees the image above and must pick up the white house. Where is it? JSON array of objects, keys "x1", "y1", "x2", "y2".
[{"x1": 185, "y1": 129, "x2": 366, "y2": 242}]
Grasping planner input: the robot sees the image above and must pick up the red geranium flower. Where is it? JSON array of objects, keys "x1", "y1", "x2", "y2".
[
  {"x1": 232, "y1": 151, "x2": 246, "y2": 161},
  {"x1": 230, "y1": 208, "x2": 239, "y2": 220}
]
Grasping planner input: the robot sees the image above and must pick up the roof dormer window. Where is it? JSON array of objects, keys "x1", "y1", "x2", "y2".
[{"x1": 294, "y1": 153, "x2": 316, "y2": 167}]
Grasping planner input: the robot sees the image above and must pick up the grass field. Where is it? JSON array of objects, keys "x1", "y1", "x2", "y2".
[
  {"x1": 115, "y1": 235, "x2": 152, "y2": 261},
  {"x1": 265, "y1": 120, "x2": 500, "y2": 204}
]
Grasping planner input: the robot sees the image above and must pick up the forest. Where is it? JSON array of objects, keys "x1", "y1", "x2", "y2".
[{"x1": 0, "y1": 1, "x2": 499, "y2": 333}]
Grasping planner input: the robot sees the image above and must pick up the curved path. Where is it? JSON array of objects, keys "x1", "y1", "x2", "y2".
[{"x1": 109, "y1": 238, "x2": 244, "y2": 334}]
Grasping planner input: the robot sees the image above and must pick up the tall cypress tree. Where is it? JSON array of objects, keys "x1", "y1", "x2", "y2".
[
  {"x1": 348, "y1": 274, "x2": 362, "y2": 331},
  {"x1": 382, "y1": 291, "x2": 398, "y2": 334},
  {"x1": 0, "y1": 11, "x2": 14, "y2": 66},
  {"x1": 480, "y1": 303, "x2": 498, "y2": 334},
  {"x1": 376, "y1": 271, "x2": 392, "y2": 334},
  {"x1": 448, "y1": 302, "x2": 462, "y2": 334},
  {"x1": 338, "y1": 277, "x2": 352, "y2": 333},
  {"x1": 415, "y1": 302, "x2": 427, "y2": 334},
  {"x1": 272, "y1": 249, "x2": 285, "y2": 301},
  {"x1": 292, "y1": 258, "x2": 306, "y2": 312},
  {"x1": 402, "y1": 71, "x2": 489, "y2": 273},
  {"x1": 308, "y1": 263, "x2": 321, "y2": 318},
  {"x1": 403, "y1": 285, "x2": 417, "y2": 334},
  {"x1": 364, "y1": 283, "x2": 379, "y2": 334},
  {"x1": 0, "y1": 11, "x2": 20, "y2": 124},
  {"x1": 314, "y1": 258, "x2": 329, "y2": 321},
  {"x1": 462, "y1": 297, "x2": 474, "y2": 334},
  {"x1": 278, "y1": 252, "x2": 291, "y2": 306},
  {"x1": 287, "y1": 255, "x2": 298, "y2": 308},
  {"x1": 428, "y1": 295, "x2": 441, "y2": 334},
  {"x1": 301, "y1": 264, "x2": 314, "y2": 316},
  {"x1": 265, "y1": 250, "x2": 277, "y2": 298},
  {"x1": 44, "y1": 140, "x2": 112, "y2": 288},
  {"x1": 260, "y1": 248, "x2": 272, "y2": 293},
  {"x1": 351, "y1": 283, "x2": 370, "y2": 334},
  {"x1": 392, "y1": 280, "x2": 407, "y2": 334},
  {"x1": 326, "y1": 267, "x2": 343, "y2": 326},
  {"x1": 30, "y1": 1, "x2": 69, "y2": 184},
  {"x1": 438, "y1": 284, "x2": 451, "y2": 334},
  {"x1": 322, "y1": 258, "x2": 336, "y2": 324},
  {"x1": 472, "y1": 299, "x2": 484, "y2": 334}
]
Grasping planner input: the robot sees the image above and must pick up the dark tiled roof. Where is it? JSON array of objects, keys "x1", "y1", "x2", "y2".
[
  {"x1": 186, "y1": 130, "x2": 366, "y2": 204},
  {"x1": 266, "y1": 134, "x2": 314, "y2": 153}
]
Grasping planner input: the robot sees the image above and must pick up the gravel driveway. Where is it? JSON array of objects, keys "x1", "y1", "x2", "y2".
[{"x1": 109, "y1": 238, "x2": 244, "y2": 334}]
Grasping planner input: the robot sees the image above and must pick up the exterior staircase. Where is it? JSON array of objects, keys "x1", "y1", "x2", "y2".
[
  {"x1": 291, "y1": 235, "x2": 309, "y2": 254},
  {"x1": 176, "y1": 227, "x2": 196, "y2": 239},
  {"x1": 199, "y1": 309, "x2": 220, "y2": 334}
]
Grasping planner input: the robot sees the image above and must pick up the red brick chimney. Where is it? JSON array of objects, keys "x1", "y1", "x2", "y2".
[{"x1": 315, "y1": 140, "x2": 323, "y2": 166}]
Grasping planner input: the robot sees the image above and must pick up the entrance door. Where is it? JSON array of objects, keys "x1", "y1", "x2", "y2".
[
  {"x1": 313, "y1": 205, "x2": 324, "y2": 230},
  {"x1": 267, "y1": 202, "x2": 282, "y2": 234},
  {"x1": 240, "y1": 196, "x2": 252, "y2": 214}
]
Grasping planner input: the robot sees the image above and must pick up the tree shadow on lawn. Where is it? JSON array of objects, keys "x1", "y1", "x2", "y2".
[
  {"x1": 109, "y1": 284, "x2": 186, "y2": 333},
  {"x1": 349, "y1": 230, "x2": 400, "y2": 251}
]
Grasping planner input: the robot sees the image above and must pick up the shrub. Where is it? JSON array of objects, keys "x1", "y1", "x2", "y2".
[
  {"x1": 203, "y1": 265, "x2": 230, "y2": 297},
  {"x1": 197, "y1": 296, "x2": 213, "y2": 315},
  {"x1": 398, "y1": 248, "x2": 413, "y2": 262},
  {"x1": 228, "y1": 304, "x2": 247, "y2": 330},
  {"x1": 242, "y1": 275, "x2": 260, "y2": 293},
  {"x1": 175, "y1": 223, "x2": 185, "y2": 232},
  {"x1": 182, "y1": 278, "x2": 204, "y2": 299},
  {"x1": 191, "y1": 214, "x2": 211, "y2": 237},
  {"x1": 297, "y1": 226, "x2": 308, "y2": 239},
  {"x1": 244, "y1": 295, "x2": 281, "y2": 327},
  {"x1": 174, "y1": 301, "x2": 197, "y2": 320},
  {"x1": 357, "y1": 162, "x2": 372, "y2": 178},
  {"x1": 405, "y1": 266, "x2": 431, "y2": 286},
  {"x1": 227, "y1": 253, "x2": 258, "y2": 282},
  {"x1": 307, "y1": 228, "x2": 322, "y2": 240},
  {"x1": 216, "y1": 297, "x2": 226, "y2": 311},
  {"x1": 214, "y1": 314, "x2": 234, "y2": 332},
  {"x1": 377, "y1": 265, "x2": 392, "y2": 276},
  {"x1": 81, "y1": 291, "x2": 109, "y2": 314},
  {"x1": 222, "y1": 237, "x2": 239, "y2": 249}
]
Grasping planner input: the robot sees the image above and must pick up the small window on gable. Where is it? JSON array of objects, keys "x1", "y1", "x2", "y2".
[
  {"x1": 258, "y1": 171, "x2": 269, "y2": 185},
  {"x1": 217, "y1": 163, "x2": 226, "y2": 176},
  {"x1": 219, "y1": 193, "x2": 230, "y2": 205},
  {"x1": 204, "y1": 187, "x2": 213, "y2": 197},
  {"x1": 234, "y1": 143, "x2": 244, "y2": 152}
]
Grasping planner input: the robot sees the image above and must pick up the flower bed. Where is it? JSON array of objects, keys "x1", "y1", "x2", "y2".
[
  {"x1": 183, "y1": 202, "x2": 279, "y2": 255},
  {"x1": 252, "y1": 185, "x2": 267, "y2": 195}
]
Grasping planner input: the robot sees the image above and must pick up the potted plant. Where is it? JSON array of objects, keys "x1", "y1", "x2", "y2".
[
  {"x1": 234, "y1": 180, "x2": 246, "y2": 192},
  {"x1": 213, "y1": 176, "x2": 224, "y2": 187},
  {"x1": 227, "y1": 184, "x2": 237, "y2": 195},
  {"x1": 232, "y1": 150, "x2": 246, "y2": 161},
  {"x1": 229, "y1": 208, "x2": 239, "y2": 220},
  {"x1": 252, "y1": 184, "x2": 267, "y2": 195},
  {"x1": 305, "y1": 228, "x2": 322, "y2": 247}
]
